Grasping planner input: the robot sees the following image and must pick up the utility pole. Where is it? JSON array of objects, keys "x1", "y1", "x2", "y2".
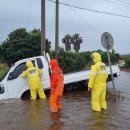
[
  {"x1": 41, "y1": 0, "x2": 46, "y2": 56},
  {"x1": 55, "y1": 0, "x2": 59, "y2": 59}
]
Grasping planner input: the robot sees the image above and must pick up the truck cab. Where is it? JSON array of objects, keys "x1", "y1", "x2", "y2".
[{"x1": 0, "y1": 56, "x2": 50, "y2": 99}]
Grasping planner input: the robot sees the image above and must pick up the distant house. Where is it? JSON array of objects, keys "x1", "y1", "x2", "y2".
[{"x1": 120, "y1": 54, "x2": 130, "y2": 60}]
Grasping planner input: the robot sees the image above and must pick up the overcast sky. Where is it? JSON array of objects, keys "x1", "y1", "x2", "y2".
[{"x1": 0, "y1": 0, "x2": 130, "y2": 54}]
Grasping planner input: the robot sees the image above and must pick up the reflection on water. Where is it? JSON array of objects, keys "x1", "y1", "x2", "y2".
[
  {"x1": 49, "y1": 112, "x2": 64, "y2": 130},
  {"x1": 89, "y1": 111, "x2": 109, "y2": 130},
  {"x1": 27, "y1": 100, "x2": 46, "y2": 125},
  {"x1": 0, "y1": 71, "x2": 130, "y2": 130}
]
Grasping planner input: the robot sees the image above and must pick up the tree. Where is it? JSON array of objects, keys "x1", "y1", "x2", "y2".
[
  {"x1": 71, "y1": 33, "x2": 83, "y2": 53},
  {"x1": 97, "y1": 49, "x2": 120, "y2": 64},
  {"x1": 125, "y1": 58, "x2": 130, "y2": 68},
  {"x1": 28, "y1": 28, "x2": 51, "y2": 53},
  {"x1": 1, "y1": 28, "x2": 51, "y2": 66},
  {"x1": 62, "y1": 34, "x2": 72, "y2": 52},
  {"x1": 50, "y1": 49, "x2": 119, "y2": 73},
  {"x1": 0, "y1": 44, "x2": 4, "y2": 62},
  {"x1": 112, "y1": 48, "x2": 116, "y2": 54}
]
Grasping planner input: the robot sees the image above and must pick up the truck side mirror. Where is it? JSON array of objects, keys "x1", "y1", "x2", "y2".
[{"x1": 8, "y1": 72, "x2": 13, "y2": 80}]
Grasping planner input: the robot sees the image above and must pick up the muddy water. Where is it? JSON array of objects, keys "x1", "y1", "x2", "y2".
[{"x1": 0, "y1": 71, "x2": 130, "y2": 130}]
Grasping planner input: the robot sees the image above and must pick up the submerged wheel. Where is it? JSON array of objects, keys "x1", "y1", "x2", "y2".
[{"x1": 21, "y1": 90, "x2": 30, "y2": 100}]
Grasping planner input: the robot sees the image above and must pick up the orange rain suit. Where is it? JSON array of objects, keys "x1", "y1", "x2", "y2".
[
  {"x1": 21, "y1": 61, "x2": 46, "y2": 100},
  {"x1": 49, "y1": 59, "x2": 64, "y2": 112}
]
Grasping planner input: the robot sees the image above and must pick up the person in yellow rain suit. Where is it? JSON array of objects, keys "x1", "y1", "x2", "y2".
[
  {"x1": 21, "y1": 61, "x2": 46, "y2": 100},
  {"x1": 88, "y1": 52, "x2": 108, "y2": 112}
]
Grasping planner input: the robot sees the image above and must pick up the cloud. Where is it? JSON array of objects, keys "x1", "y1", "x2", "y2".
[{"x1": 0, "y1": 0, "x2": 130, "y2": 54}]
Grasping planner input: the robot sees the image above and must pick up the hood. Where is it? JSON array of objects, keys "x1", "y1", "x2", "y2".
[
  {"x1": 26, "y1": 61, "x2": 34, "y2": 68},
  {"x1": 50, "y1": 59, "x2": 59, "y2": 69},
  {"x1": 92, "y1": 52, "x2": 101, "y2": 63}
]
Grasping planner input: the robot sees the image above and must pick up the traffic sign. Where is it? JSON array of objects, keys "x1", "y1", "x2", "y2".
[{"x1": 101, "y1": 32, "x2": 114, "y2": 50}]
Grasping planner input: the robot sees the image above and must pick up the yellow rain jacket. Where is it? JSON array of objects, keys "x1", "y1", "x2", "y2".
[
  {"x1": 21, "y1": 61, "x2": 46, "y2": 100},
  {"x1": 88, "y1": 52, "x2": 108, "y2": 111}
]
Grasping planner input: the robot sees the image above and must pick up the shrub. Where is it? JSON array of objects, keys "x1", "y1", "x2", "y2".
[{"x1": 125, "y1": 58, "x2": 130, "y2": 68}]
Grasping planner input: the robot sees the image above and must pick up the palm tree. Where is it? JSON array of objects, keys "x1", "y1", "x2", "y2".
[
  {"x1": 71, "y1": 33, "x2": 83, "y2": 53},
  {"x1": 62, "y1": 34, "x2": 72, "y2": 52}
]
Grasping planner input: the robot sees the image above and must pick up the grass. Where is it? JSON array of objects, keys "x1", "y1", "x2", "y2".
[{"x1": 0, "y1": 65, "x2": 9, "y2": 81}]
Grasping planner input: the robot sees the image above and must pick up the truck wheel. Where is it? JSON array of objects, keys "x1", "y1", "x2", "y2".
[
  {"x1": 21, "y1": 90, "x2": 30, "y2": 100},
  {"x1": 64, "y1": 84, "x2": 73, "y2": 92}
]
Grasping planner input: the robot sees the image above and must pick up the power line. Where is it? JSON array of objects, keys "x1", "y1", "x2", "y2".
[
  {"x1": 114, "y1": 0, "x2": 130, "y2": 6},
  {"x1": 48, "y1": 0, "x2": 130, "y2": 19},
  {"x1": 62, "y1": 0, "x2": 101, "y2": 36},
  {"x1": 103, "y1": 0, "x2": 130, "y2": 8}
]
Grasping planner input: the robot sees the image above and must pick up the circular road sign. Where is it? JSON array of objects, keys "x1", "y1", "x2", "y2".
[{"x1": 101, "y1": 32, "x2": 114, "y2": 50}]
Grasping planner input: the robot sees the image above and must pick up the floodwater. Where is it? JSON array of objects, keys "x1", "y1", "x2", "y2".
[{"x1": 0, "y1": 71, "x2": 130, "y2": 130}]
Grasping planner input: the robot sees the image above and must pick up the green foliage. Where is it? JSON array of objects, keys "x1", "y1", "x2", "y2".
[
  {"x1": 57, "y1": 50, "x2": 87, "y2": 73},
  {"x1": 0, "y1": 45, "x2": 4, "y2": 62},
  {"x1": 1, "y1": 28, "x2": 119, "y2": 73},
  {"x1": 125, "y1": 58, "x2": 130, "y2": 68},
  {"x1": 97, "y1": 49, "x2": 120, "y2": 65},
  {"x1": 1, "y1": 28, "x2": 51, "y2": 66},
  {"x1": 71, "y1": 33, "x2": 83, "y2": 53},
  {"x1": 0, "y1": 65, "x2": 9, "y2": 81},
  {"x1": 62, "y1": 33, "x2": 83, "y2": 52},
  {"x1": 62, "y1": 34, "x2": 72, "y2": 51},
  {"x1": 50, "y1": 49, "x2": 120, "y2": 74}
]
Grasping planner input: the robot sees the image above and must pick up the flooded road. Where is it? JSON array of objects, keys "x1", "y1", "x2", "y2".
[{"x1": 0, "y1": 71, "x2": 130, "y2": 130}]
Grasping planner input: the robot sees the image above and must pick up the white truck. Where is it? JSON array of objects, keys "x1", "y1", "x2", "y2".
[{"x1": 0, "y1": 54, "x2": 120, "y2": 99}]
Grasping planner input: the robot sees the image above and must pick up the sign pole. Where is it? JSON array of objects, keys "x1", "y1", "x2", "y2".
[
  {"x1": 101, "y1": 32, "x2": 117, "y2": 100},
  {"x1": 106, "y1": 50, "x2": 117, "y2": 99}
]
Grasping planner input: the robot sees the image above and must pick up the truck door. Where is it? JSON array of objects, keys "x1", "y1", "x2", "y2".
[
  {"x1": 6, "y1": 61, "x2": 35, "y2": 98},
  {"x1": 36, "y1": 58, "x2": 50, "y2": 90}
]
